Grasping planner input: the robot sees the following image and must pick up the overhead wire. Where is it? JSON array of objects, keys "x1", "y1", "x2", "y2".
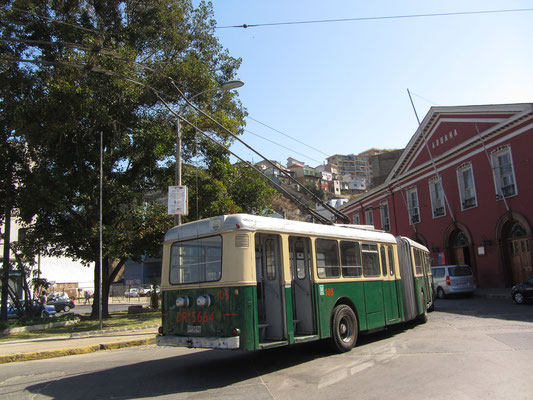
[
  {"x1": 0, "y1": 51, "x2": 344, "y2": 223},
  {"x1": 0, "y1": 6, "x2": 350, "y2": 221},
  {"x1": 243, "y1": 128, "x2": 322, "y2": 165},
  {"x1": 216, "y1": 8, "x2": 533, "y2": 29},
  {"x1": 246, "y1": 116, "x2": 329, "y2": 157}
]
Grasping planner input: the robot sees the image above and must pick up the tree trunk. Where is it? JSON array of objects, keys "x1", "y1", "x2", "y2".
[
  {"x1": 90, "y1": 256, "x2": 122, "y2": 319},
  {"x1": 90, "y1": 257, "x2": 111, "y2": 319}
]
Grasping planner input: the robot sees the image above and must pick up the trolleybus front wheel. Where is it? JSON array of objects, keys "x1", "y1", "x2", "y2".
[{"x1": 329, "y1": 305, "x2": 358, "y2": 353}]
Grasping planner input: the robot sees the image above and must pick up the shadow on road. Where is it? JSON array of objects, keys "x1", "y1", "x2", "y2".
[
  {"x1": 25, "y1": 344, "x2": 324, "y2": 398},
  {"x1": 432, "y1": 296, "x2": 533, "y2": 323},
  {"x1": 25, "y1": 324, "x2": 421, "y2": 399}
]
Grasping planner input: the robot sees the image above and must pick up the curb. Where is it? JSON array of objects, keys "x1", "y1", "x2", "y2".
[
  {"x1": 0, "y1": 337, "x2": 156, "y2": 364},
  {"x1": 1, "y1": 318, "x2": 80, "y2": 335},
  {"x1": 70, "y1": 324, "x2": 159, "y2": 338}
]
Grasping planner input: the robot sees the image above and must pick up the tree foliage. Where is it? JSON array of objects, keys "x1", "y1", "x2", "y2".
[{"x1": 0, "y1": 0, "x2": 275, "y2": 319}]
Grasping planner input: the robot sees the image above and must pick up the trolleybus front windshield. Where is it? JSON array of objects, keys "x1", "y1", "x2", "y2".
[{"x1": 169, "y1": 236, "x2": 222, "y2": 284}]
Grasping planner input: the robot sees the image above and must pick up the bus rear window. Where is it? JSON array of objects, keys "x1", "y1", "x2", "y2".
[{"x1": 169, "y1": 236, "x2": 222, "y2": 284}]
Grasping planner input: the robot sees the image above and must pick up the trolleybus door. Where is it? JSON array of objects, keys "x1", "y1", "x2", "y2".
[
  {"x1": 255, "y1": 233, "x2": 286, "y2": 342},
  {"x1": 289, "y1": 237, "x2": 315, "y2": 335},
  {"x1": 382, "y1": 245, "x2": 400, "y2": 322}
]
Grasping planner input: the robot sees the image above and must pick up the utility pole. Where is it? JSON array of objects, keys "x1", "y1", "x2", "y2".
[
  {"x1": 1, "y1": 162, "x2": 13, "y2": 322},
  {"x1": 174, "y1": 118, "x2": 182, "y2": 226}
]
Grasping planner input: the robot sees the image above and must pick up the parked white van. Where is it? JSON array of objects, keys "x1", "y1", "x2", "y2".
[{"x1": 431, "y1": 265, "x2": 476, "y2": 298}]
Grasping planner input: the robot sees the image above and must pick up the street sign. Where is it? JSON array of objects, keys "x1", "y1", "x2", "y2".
[{"x1": 168, "y1": 186, "x2": 188, "y2": 216}]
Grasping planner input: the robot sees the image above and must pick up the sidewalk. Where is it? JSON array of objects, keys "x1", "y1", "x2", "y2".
[{"x1": 0, "y1": 326, "x2": 158, "y2": 364}]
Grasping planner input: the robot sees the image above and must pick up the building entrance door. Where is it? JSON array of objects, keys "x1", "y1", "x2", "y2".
[{"x1": 502, "y1": 220, "x2": 532, "y2": 285}]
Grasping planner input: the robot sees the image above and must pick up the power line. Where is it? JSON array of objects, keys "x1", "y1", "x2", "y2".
[
  {"x1": 2, "y1": 35, "x2": 328, "y2": 166},
  {"x1": 243, "y1": 129, "x2": 322, "y2": 165},
  {"x1": 246, "y1": 116, "x2": 329, "y2": 157},
  {"x1": 217, "y1": 8, "x2": 533, "y2": 29},
  {"x1": 1, "y1": 54, "x2": 348, "y2": 223}
]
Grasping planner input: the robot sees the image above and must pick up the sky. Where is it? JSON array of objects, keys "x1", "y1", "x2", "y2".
[{"x1": 204, "y1": 0, "x2": 533, "y2": 168}]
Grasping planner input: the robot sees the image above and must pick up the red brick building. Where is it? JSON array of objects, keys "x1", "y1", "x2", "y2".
[{"x1": 340, "y1": 103, "x2": 533, "y2": 288}]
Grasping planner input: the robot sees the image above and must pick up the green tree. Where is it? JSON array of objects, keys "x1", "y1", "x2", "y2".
[
  {"x1": 0, "y1": 0, "x2": 261, "y2": 318},
  {"x1": 0, "y1": 63, "x2": 34, "y2": 321}
]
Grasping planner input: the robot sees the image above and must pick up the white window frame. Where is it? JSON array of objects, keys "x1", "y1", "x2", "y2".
[
  {"x1": 407, "y1": 187, "x2": 420, "y2": 225},
  {"x1": 428, "y1": 177, "x2": 446, "y2": 218},
  {"x1": 456, "y1": 162, "x2": 478, "y2": 210},
  {"x1": 352, "y1": 213, "x2": 360, "y2": 224},
  {"x1": 365, "y1": 209, "x2": 374, "y2": 226},
  {"x1": 380, "y1": 201, "x2": 390, "y2": 231},
  {"x1": 491, "y1": 145, "x2": 517, "y2": 199}
]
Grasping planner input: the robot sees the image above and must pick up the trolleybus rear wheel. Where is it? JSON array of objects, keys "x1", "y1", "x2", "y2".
[
  {"x1": 417, "y1": 293, "x2": 428, "y2": 324},
  {"x1": 330, "y1": 305, "x2": 358, "y2": 353}
]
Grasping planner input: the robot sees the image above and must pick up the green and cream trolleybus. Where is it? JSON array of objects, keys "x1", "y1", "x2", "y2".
[{"x1": 156, "y1": 214, "x2": 433, "y2": 353}]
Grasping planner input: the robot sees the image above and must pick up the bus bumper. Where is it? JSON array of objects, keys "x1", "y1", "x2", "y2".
[{"x1": 156, "y1": 335, "x2": 240, "y2": 349}]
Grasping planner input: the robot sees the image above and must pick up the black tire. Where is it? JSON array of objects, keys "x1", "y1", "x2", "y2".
[
  {"x1": 64, "y1": 305, "x2": 70, "y2": 312},
  {"x1": 513, "y1": 292, "x2": 525, "y2": 305},
  {"x1": 329, "y1": 305, "x2": 358, "y2": 353},
  {"x1": 437, "y1": 287, "x2": 446, "y2": 299},
  {"x1": 417, "y1": 293, "x2": 428, "y2": 324}
]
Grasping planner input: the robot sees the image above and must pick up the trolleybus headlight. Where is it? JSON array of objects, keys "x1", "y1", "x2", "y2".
[
  {"x1": 158, "y1": 326, "x2": 164, "y2": 335},
  {"x1": 232, "y1": 328, "x2": 240, "y2": 336},
  {"x1": 196, "y1": 295, "x2": 211, "y2": 307},
  {"x1": 176, "y1": 296, "x2": 190, "y2": 307}
]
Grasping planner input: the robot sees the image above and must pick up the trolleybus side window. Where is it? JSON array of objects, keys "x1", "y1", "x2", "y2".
[
  {"x1": 424, "y1": 252, "x2": 432, "y2": 274},
  {"x1": 265, "y1": 238, "x2": 277, "y2": 280},
  {"x1": 380, "y1": 246, "x2": 388, "y2": 276},
  {"x1": 340, "y1": 241, "x2": 362, "y2": 277},
  {"x1": 362, "y1": 243, "x2": 380, "y2": 277},
  {"x1": 294, "y1": 240, "x2": 307, "y2": 279},
  {"x1": 169, "y1": 236, "x2": 222, "y2": 284},
  {"x1": 414, "y1": 249, "x2": 423, "y2": 275},
  {"x1": 387, "y1": 246, "x2": 395, "y2": 276},
  {"x1": 316, "y1": 239, "x2": 340, "y2": 278}
]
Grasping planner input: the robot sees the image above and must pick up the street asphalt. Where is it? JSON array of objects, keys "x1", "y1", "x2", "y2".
[{"x1": 0, "y1": 288, "x2": 511, "y2": 364}]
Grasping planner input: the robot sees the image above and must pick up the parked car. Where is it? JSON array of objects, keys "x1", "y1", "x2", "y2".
[
  {"x1": 431, "y1": 265, "x2": 476, "y2": 298},
  {"x1": 511, "y1": 276, "x2": 533, "y2": 304},
  {"x1": 47, "y1": 295, "x2": 75, "y2": 312},
  {"x1": 124, "y1": 288, "x2": 139, "y2": 297},
  {"x1": 7, "y1": 300, "x2": 57, "y2": 319}
]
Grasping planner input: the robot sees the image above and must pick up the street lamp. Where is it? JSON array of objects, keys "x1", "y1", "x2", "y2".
[{"x1": 174, "y1": 80, "x2": 244, "y2": 225}]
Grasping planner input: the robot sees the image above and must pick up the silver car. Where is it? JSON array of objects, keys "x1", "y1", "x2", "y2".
[{"x1": 431, "y1": 265, "x2": 476, "y2": 299}]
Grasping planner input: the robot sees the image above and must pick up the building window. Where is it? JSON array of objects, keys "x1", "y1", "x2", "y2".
[
  {"x1": 365, "y1": 209, "x2": 374, "y2": 226},
  {"x1": 407, "y1": 187, "x2": 420, "y2": 224},
  {"x1": 457, "y1": 163, "x2": 478, "y2": 210},
  {"x1": 429, "y1": 177, "x2": 446, "y2": 218},
  {"x1": 352, "y1": 213, "x2": 360, "y2": 224},
  {"x1": 491, "y1": 146, "x2": 517, "y2": 199},
  {"x1": 380, "y1": 201, "x2": 390, "y2": 231}
]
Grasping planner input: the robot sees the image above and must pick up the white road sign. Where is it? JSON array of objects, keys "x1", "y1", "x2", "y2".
[{"x1": 168, "y1": 186, "x2": 188, "y2": 216}]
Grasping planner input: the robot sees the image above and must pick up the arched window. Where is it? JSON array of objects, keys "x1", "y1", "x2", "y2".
[
  {"x1": 451, "y1": 230, "x2": 468, "y2": 247},
  {"x1": 503, "y1": 221, "x2": 526, "y2": 239}
]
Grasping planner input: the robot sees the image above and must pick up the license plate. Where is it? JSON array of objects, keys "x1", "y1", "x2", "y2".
[{"x1": 187, "y1": 325, "x2": 201, "y2": 334}]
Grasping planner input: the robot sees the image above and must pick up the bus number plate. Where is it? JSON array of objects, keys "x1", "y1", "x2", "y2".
[{"x1": 187, "y1": 325, "x2": 201, "y2": 334}]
